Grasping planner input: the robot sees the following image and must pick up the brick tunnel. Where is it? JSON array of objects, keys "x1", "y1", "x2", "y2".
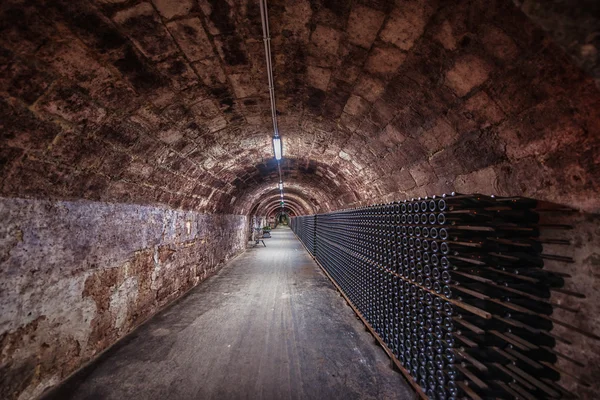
[{"x1": 1, "y1": 0, "x2": 599, "y2": 399}]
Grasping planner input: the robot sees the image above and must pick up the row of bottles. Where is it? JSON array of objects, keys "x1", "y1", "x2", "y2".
[{"x1": 291, "y1": 193, "x2": 593, "y2": 399}]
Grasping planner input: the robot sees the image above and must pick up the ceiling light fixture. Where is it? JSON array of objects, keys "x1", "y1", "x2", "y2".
[{"x1": 273, "y1": 136, "x2": 282, "y2": 160}]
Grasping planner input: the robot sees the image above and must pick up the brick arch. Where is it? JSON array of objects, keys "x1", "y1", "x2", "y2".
[
  {"x1": 255, "y1": 193, "x2": 310, "y2": 216},
  {"x1": 272, "y1": 208, "x2": 295, "y2": 218},
  {"x1": 254, "y1": 190, "x2": 315, "y2": 216},
  {"x1": 264, "y1": 200, "x2": 303, "y2": 217},
  {"x1": 230, "y1": 172, "x2": 346, "y2": 215},
  {"x1": 0, "y1": 0, "x2": 599, "y2": 216}
]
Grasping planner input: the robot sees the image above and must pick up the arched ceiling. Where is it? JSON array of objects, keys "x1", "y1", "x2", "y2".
[
  {"x1": 253, "y1": 189, "x2": 315, "y2": 215},
  {"x1": 250, "y1": 193, "x2": 309, "y2": 216},
  {"x1": 272, "y1": 207, "x2": 295, "y2": 218},
  {"x1": 265, "y1": 202, "x2": 300, "y2": 217},
  {"x1": 1, "y1": 0, "x2": 599, "y2": 215},
  {"x1": 228, "y1": 158, "x2": 357, "y2": 213}
]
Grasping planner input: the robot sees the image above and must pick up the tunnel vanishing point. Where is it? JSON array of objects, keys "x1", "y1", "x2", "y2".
[{"x1": 1, "y1": 0, "x2": 600, "y2": 399}]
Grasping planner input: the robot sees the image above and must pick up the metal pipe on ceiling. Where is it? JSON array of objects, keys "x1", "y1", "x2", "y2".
[
  {"x1": 259, "y1": 0, "x2": 278, "y2": 138},
  {"x1": 259, "y1": 0, "x2": 284, "y2": 204}
]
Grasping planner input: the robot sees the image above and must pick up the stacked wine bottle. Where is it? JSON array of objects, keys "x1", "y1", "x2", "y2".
[
  {"x1": 292, "y1": 193, "x2": 594, "y2": 400},
  {"x1": 290, "y1": 214, "x2": 316, "y2": 255}
]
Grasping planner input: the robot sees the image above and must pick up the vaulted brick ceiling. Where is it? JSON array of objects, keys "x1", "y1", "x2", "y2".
[{"x1": 1, "y1": 0, "x2": 599, "y2": 216}]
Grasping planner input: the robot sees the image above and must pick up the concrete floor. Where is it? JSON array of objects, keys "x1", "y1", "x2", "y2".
[{"x1": 44, "y1": 227, "x2": 415, "y2": 400}]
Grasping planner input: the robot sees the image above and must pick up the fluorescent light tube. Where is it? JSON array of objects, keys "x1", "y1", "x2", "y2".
[{"x1": 273, "y1": 137, "x2": 282, "y2": 160}]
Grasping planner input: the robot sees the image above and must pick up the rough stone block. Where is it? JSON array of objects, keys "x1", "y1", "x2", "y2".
[
  {"x1": 365, "y1": 46, "x2": 407, "y2": 76},
  {"x1": 396, "y1": 168, "x2": 417, "y2": 191},
  {"x1": 161, "y1": 103, "x2": 194, "y2": 125},
  {"x1": 167, "y1": 18, "x2": 214, "y2": 62},
  {"x1": 227, "y1": 73, "x2": 259, "y2": 98},
  {"x1": 156, "y1": 128, "x2": 184, "y2": 144},
  {"x1": 445, "y1": 54, "x2": 493, "y2": 97},
  {"x1": 494, "y1": 157, "x2": 550, "y2": 196},
  {"x1": 311, "y1": 25, "x2": 341, "y2": 55},
  {"x1": 213, "y1": 34, "x2": 249, "y2": 67},
  {"x1": 480, "y1": 24, "x2": 519, "y2": 62},
  {"x1": 124, "y1": 161, "x2": 154, "y2": 181},
  {"x1": 337, "y1": 42, "x2": 370, "y2": 68},
  {"x1": 347, "y1": 5, "x2": 386, "y2": 49},
  {"x1": 497, "y1": 97, "x2": 584, "y2": 160},
  {"x1": 0, "y1": 146, "x2": 23, "y2": 185},
  {"x1": 152, "y1": 0, "x2": 194, "y2": 20},
  {"x1": 157, "y1": 57, "x2": 198, "y2": 91},
  {"x1": 113, "y1": 3, "x2": 178, "y2": 62},
  {"x1": 49, "y1": 131, "x2": 106, "y2": 170},
  {"x1": 429, "y1": 148, "x2": 465, "y2": 177},
  {"x1": 433, "y1": 20, "x2": 457, "y2": 50},
  {"x1": 98, "y1": 120, "x2": 140, "y2": 150},
  {"x1": 0, "y1": 100, "x2": 61, "y2": 151},
  {"x1": 422, "y1": 179, "x2": 455, "y2": 197},
  {"x1": 37, "y1": 40, "x2": 113, "y2": 98},
  {"x1": 331, "y1": 63, "x2": 360, "y2": 84},
  {"x1": 369, "y1": 99, "x2": 396, "y2": 129},
  {"x1": 485, "y1": 65, "x2": 545, "y2": 116},
  {"x1": 418, "y1": 117, "x2": 458, "y2": 155},
  {"x1": 462, "y1": 91, "x2": 505, "y2": 128},
  {"x1": 97, "y1": 150, "x2": 132, "y2": 179},
  {"x1": 192, "y1": 59, "x2": 227, "y2": 89},
  {"x1": 396, "y1": 137, "x2": 426, "y2": 166},
  {"x1": 379, "y1": 1, "x2": 435, "y2": 51},
  {"x1": 340, "y1": 112, "x2": 361, "y2": 132},
  {"x1": 378, "y1": 122, "x2": 406, "y2": 149},
  {"x1": 3, "y1": 58, "x2": 53, "y2": 105},
  {"x1": 353, "y1": 74, "x2": 386, "y2": 103},
  {"x1": 207, "y1": 116, "x2": 227, "y2": 133},
  {"x1": 3, "y1": 6, "x2": 51, "y2": 51},
  {"x1": 409, "y1": 161, "x2": 436, "y2": 186},
  {"x1": 37, "y1": 85, "x2": 107, "y2": 125},
  {"x1": 279, "y1": 1, "x2": 313, "y2": 42},
  {"x1": 1, "y1": 157, "x2": 71, "y2": 199},
  {"x1": 384, "y1": 106, "x2": 425, "y2": 139},
  {"x1": 453, "y1": 131, "x2": 506, "y2": 172},
  {"x1": 453, "y1": 166, "x2": 498, "y2": 195},
  {"x1": 343, "y1": 95, "x2": 371, "y2": 117},
  {"x1": 306, "y1": 66, "x2": 332, "y2": 91},
  {"x1": 321, "y1": 95, "x2": 347, "y2": 120},
  {"x1": 356, "y1": 119, "x2": 381, "y2": 138},
  {"x1": 191, "y1": 99, "x2": 221, "y2": 120}
]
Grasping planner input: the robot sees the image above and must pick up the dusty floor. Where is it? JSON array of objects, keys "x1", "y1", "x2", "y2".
[{"x1": 43, "y1": 227, "x2": 415, "y2": 400}]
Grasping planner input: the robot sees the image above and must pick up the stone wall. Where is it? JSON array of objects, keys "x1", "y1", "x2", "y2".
[
  {"x1": 0, "y1": 197, "x2": 247, "y2": 400},
  {"x1": 514, "y1": 0, "x2": 600, "y2": 87}
]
